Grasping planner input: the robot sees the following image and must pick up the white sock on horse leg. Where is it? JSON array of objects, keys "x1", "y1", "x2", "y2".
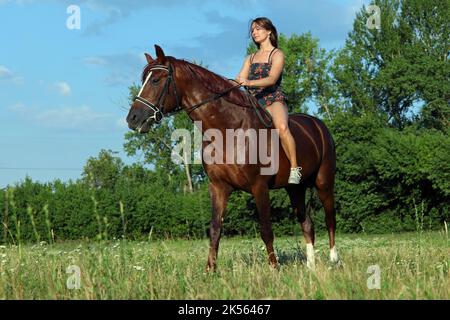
[
  {"x1": 330, "y1": 246, "x2": 339, "y2": 263},
  {"x1": 306, "y1": 243, "x2": 315, "y2": 270}
]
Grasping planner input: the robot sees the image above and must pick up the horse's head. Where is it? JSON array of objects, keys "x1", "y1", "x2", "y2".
[{"x1": 126, "y1": 45, "x2": 181, "y2": 133}]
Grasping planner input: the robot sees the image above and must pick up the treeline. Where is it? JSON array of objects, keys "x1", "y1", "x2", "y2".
[
  {"x1": 1, "y1": 0, "x2": 448, "y2": 243},
  {"x1": 1, "y1": 111, "x2": 448, "y2": 243}
]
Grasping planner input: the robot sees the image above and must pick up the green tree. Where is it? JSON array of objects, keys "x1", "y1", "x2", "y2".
[
  {"x1": 332, "y1": 0, "x2": 449, "y2": 129},
  {"x1": 81, "y1": 149, "x2": 124, "y2": 190},
  {"x1": 401, "y1": 0, "x2": 450, "y2": 131}
]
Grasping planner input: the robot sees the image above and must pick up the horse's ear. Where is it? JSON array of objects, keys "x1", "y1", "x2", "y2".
[
  {"x1": 155, "y1": 45, "x2": 167, "y2": 64},
  {"x1": 144, "y1": 53, "x2": 154, "y2": 64}
]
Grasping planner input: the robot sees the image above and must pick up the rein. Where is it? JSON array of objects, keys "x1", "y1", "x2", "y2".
[
  {"x1": 227, "y1": 79, "x2": 273, "y2": 129},
  {"x1": 184, "y1": 81, "x2": 243, "y2": 115},
  {"x1": 135, "y1": 61, "x2": 273, "y2": 128}
]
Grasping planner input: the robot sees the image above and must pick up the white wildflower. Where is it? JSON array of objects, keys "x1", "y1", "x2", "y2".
[{"x1": 133, "y1": 265, "x2": 145, "y2": 271}]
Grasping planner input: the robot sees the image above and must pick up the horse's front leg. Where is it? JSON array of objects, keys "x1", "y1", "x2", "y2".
[
  {"x1": 252, "y1": 182, "x2": 278, "y2": 267},
  {"x1": 206, "y1": 182, "x2": 233, "y2": 272}
]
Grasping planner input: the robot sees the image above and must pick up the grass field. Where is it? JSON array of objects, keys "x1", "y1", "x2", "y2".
[{"x1": 0, "y1": 230, "x2": 448, "y2": 299}]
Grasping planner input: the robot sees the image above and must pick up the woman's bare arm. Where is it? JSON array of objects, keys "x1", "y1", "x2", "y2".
[{"x1": 237, "y1": 50, "x2": 284, "y2": 88}]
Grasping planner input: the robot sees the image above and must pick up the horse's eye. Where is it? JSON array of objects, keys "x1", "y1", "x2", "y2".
[{"x1": 152, "y1": 78, "x2": 161, "y2": 84}]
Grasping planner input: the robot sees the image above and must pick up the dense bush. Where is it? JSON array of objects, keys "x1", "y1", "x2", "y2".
[{"x1": 329, "y1": 112, "x2": 449, "y2": 233}]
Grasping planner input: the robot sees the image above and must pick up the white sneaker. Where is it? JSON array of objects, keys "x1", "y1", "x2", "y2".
[{"x1": 288, "y1": 167, "x2": 302, "y2": 184}]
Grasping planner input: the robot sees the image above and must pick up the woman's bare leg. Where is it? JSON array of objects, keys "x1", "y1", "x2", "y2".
[{"x1": 266, "y1": 102, "x2": 297, "y2": 168}]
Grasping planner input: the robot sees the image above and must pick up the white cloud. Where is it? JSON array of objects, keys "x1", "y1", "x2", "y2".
[
  {"x1": 0, "y1": 65, "x2": 23, "y2": 85},
  {"x1": 54, "y1": 81, "x2": 71, "y2": 96},
  {"x1": 72, "y1": 0, "x2": 203, "y2": 36},
  {"x1": 6, "y1": 102, "x2": 27, "y2": 113},
  {"x1": 36, "y1": 105, "x2": 110, "y2": 129},
  {"x1": 83, "y1": 51, "x2": 144, "y2": 86},
  {"x1": 7, "y1": 103, "x2": 114, "y2": 131},
  {"x1": 0, "y1": 0, "x2": 35, "y2": 5},
  {"x1": 84, "y1": 56, "x2": 107, "y2": 66},
  {"x1": 0, "y1": 65, "x2": 13, "y2": 78}
]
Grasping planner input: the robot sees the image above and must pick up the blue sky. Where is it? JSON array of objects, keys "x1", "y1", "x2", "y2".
[{"x1": 0, "y1": 0, "x2": 371, "y2": 188}]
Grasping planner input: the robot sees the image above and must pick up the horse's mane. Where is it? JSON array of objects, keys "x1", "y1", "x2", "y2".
[{"x1": 141, "y1": 57, "x2": 253, "y2": 108}]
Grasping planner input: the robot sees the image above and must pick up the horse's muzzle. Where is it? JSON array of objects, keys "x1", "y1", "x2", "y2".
[{"x1": 126, "y1": 106, "x2": 151, "y2": 133}]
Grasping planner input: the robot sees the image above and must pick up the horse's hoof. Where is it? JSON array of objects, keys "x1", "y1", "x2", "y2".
[
  {"x1": 327, "y1": 259, "x2": 343, "y2": 270},
  {"x1": 269, "y1": 262, "x2": 279, "y2": 271},
  {"x1": 205, "y1": 264, "x2": 216, "y2": 273},
  {"x1": 332, "y1": 259, "x2": 344, "y2": 268},
  {"x1": 306, "y1": 260, "x2": 316, "y2": 271}
]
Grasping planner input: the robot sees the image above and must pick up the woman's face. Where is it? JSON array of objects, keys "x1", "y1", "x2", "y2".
[{"x1": 251, "y1": 23, "x2": 270, "y2": 44}]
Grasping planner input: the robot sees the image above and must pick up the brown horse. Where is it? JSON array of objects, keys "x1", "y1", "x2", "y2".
[{"x1": 126, "y1": 45, "x2": 339, "y2": 271}]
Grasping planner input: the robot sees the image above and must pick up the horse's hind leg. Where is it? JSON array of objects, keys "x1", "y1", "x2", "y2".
[
  {"x1": 287, "y1": 186, "x2": 316, "y2": 270},
  {"x1": 252, "y1": 183, "x2": 277, "y2": 267},
  {"x1": 206, "y1": 182, "x2": 233, "y2": 272},
  {"x1": 315, "y1": 174, "x2": 339, "y2": 264}
]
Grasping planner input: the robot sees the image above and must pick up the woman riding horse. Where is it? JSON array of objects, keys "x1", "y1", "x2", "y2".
[{"x1": 236, "y1": 17, "x2": 302, "y2": 184}]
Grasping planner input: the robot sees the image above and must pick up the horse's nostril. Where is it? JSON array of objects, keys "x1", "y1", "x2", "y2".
[{"x1": 126, "y1": 112, "x2": 138, "y2": 125}]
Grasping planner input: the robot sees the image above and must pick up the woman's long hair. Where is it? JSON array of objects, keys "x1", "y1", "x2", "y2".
[{"x1": 249, "y1": 17, "x2": 278, "y2": 48}]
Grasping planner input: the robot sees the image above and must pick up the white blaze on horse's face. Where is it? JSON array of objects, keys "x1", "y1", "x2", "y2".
[
  {"x1": 137, "y1": 71, "x2": 152, "y2": 97},
  {"x1": 137, "y1": 65, "x2": 170, "y2": 98},
  {"x1": 136, "y1": 70, "x2": 153, "y2": 133},
  {"x1": 133, "y1": 66, "x2": 170, "y2": 132}
]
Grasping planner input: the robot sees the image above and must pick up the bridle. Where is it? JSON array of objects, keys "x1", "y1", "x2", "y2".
[
  {"x1": 134, "y1": 62, "x2": 272, "y2": 128},
  {"x1": 134, "y1": 64, "x2": 181, "y2": 126}
]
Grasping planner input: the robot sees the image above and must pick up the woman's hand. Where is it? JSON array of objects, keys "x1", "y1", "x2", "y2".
[{"x1": 236, "y1": 76, "x2": 250, "y2": 86}]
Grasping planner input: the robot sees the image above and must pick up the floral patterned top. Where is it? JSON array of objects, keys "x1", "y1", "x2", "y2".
[{"x1": 247, "y1": 48, "x2": 287, "y2": 108}]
